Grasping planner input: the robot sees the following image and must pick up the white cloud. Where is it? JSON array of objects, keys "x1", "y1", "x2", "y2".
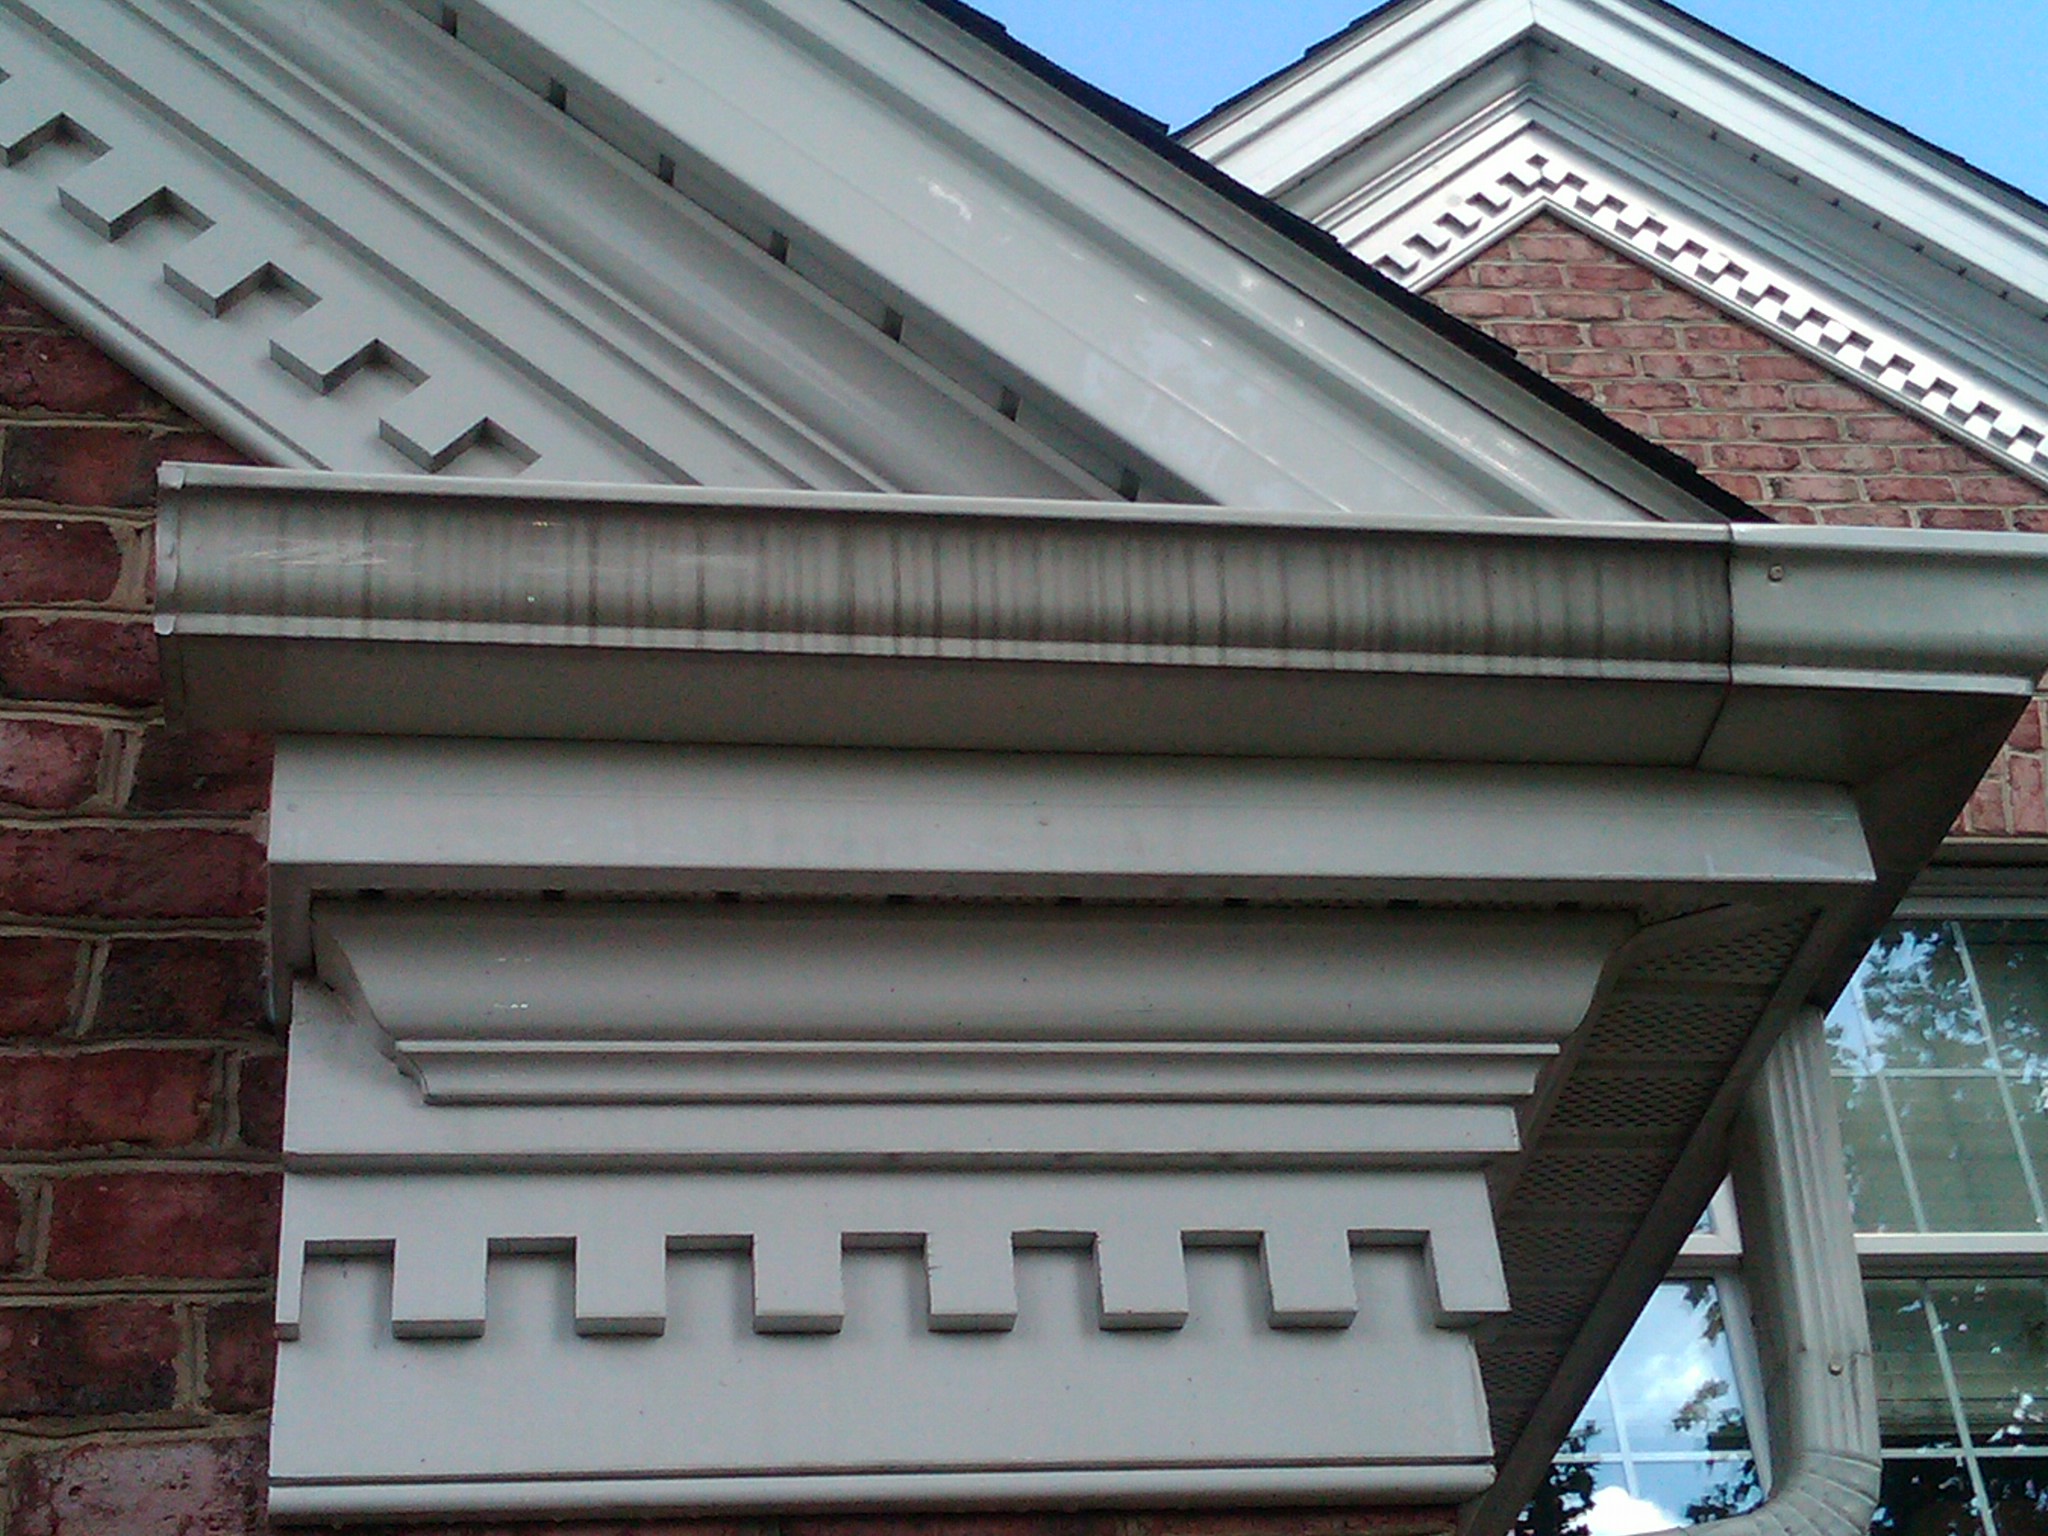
[{"x1": 1582, "y1": 1484, "x2": 1680, "y2": 1536}]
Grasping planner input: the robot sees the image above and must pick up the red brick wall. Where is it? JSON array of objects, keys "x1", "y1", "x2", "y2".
[
  {"x1": 0, "y1": 278, "x2": 279, "y2": 1534},
  {"x1": 1430, "y1": 213, "x2": 2048, "y2": 841}
]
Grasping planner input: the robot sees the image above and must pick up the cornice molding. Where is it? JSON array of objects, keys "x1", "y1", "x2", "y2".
[
  {"x1": 258, "y1": 744, "x2": 1863, "y2": 1520},
  {"x1": 1184, "y1": 0, "x2": 2048, "y2": 492},
  {"x1": 1338, "y1": 126, "x2": 2048, "y2": 486}
]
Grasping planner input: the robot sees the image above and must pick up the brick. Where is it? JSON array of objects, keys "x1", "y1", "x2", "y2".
[
  {"x1": 0, "y1": 719, "x2": 102, "y2": 811},
  {"x1": 0, "y1": 281, "x2": 62, "y2": 330},
  {"x1": 1489, "y1": 322, "x2": 1587, "y2": 350},
  {"x1": 1802, "y1": 444, "x2": 1898, "y2": 473},
  {"x1": 1566, "y1": 262, "x2": 1655, "y2": 290},
  {"x1": 1955, "y1": 474, "x2": 2047, "y2": 507},
  {"x1": 0, "y1": 519, "x2": 122, "y2": 604},
  {"x1": 1626, "y1": 291, "x2": 1721, "y2": 323},
  {"x1": 1682, "y1": 325, "x2": 1764, "y2": 350},
  {"x1": 1532, "y1": 292, "x2": 1625, "y2": 321},
  {"x1": 0, "y1": 617, "x2": 159, "y2": 707},
  {"x1": 1957, "y1": 776, "x2": 2010, "y2": 836},
  {"x1": 1694, "y1": 383, "x2": 1792, "y2": 412},
  {"x1": 1637, "y1": 351, "x2": 1735, "y2": 380},
  {"x1": 1599, "y1": 382, "x2": 1695, "y2": 411},
  {"x1": 1766, "y1": 475, "x2": 1861, "y2": 504},
  {"x1": 1506, "y1": 230, "x2": 1611, "y2": 263},
  {"x1": 1751, "y1": 415, "x2": 1841, "y2": 442},
  {"x1": 2011, "y1": 754, "x2": 2048, "y2": 836},
  {"x1": 1805, "y1": 505, "x2": 1912, "y2": 528},
  {"x1": 1737, "y1": 353, "x2": 1830, "y2": 383},
  {"x1": 2016, "y1": 509, "x2": 2048, "y2": 534},
  {"x1": 1708, "y1": 443, "x2": 1804, "y2": 472},
  {"x1": 0, "y1": 427, "x2": 245, "y2": 509},
  {"x1": 0, "y1": 827, "x2": 266, "y2": 921},
  {"x1": 0, "y1": 1050, "x2": 214, "y2": 1151},
  {"x1": 0, "y1": 333, "x2": 159, "y2": 417},
  {"x1": 2011, "y1": 702, "x2": 2044, "y2": 754},
  {"x1": 45, "y1": 1171, "x2": 279, "y2": 1282},
  {"x1": 1545, "y1": 351, "x2": 1635, "y2": 379},
  {"x1": 1916, "y1": 507, "x2": 2010, "y2": 531},
  {"x1": 1845, "y1": 414, "x2": 1932, "y2": 442},
  {"x1": 235, "y1": 1052, "x2": 285, "y2": 1152},
  {"x1": 1898, "y1": 444, "x2": 1992, "y2": 473},
  {"x1": 1651, "y1": 413, "x2": 1744, "y2": 442},
  {"x1": 1471, "y1": 262, "x2": 1564, "y2": 288},
  {"x1": 5, "y1": 1435, "x2": 266, "y2": 1536},
  {"x1": 93, "y1": 938, "x2": 269, "y2": 1040},
  {"x1": 201, "y1": 1300, "x2": 274, "y2": 1414},
  {"x1": 1588, "y1": 323, "x2": 1677, "y2": 350},
  {"x1": 0, "y1": 1179, "x2": 21, "y2": 1270},
  {"x1": 1426, "y1": 289, "x2": 1537, "y2": 319},
  {"x1": 1864, "y1": 476, "x2": 1957, "y2": 503},
  {"x1": 128, "y1": 728, "x2": 271, "y2": 814},
  {"x1": 0, "y1": 1301, "x2": 180, "y2": 1417},
  {"x1": 0, "y1": 936, "x2": 81, "y2": 1036},
  {"x1": 1788, "y1": 384, "x2": 1879, "y2": 412}
]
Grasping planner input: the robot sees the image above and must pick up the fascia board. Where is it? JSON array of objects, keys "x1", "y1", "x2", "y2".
[
  {"x1": 1182, "y1": 0, "x2": 1531, "y2": 196},
  {"x1": 440, "y1": 0, "x2": 1732, "y2": 525},
  {"x1": 261, "y1": 736, "x2": 1876, "y2": 997}
]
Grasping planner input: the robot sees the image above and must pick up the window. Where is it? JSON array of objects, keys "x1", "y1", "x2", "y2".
[
  {"x1": 1832, "y1": 920, "x2": 2048, "y2": 1536},
  {"x1": 1519, "y1": 1189, "x2": 1766, "y2": 1536},
  {"x1": 1527, "y1": 917, "x2": 2048, "y2": 1536}
]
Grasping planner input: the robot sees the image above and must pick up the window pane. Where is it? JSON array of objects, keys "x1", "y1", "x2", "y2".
[
  {"x1": 1981, "y1": 1458, "x2": 2048, "y2": 1536},
  {"x1": 1871, "y1": 1458, "x2": 1985, "y2": 1536},
  {"x1": 1569, "y1": 1377, "x2": 1622, "y2": 1455},
  {"x1": 1514, "y1": 1456, "x2": 1623, "y2": 1536},
  {"x1": 1603, "y1": 1283, "x2": 1749, "y2": 1455},
  {"x1": 1870, "y1": 1281, "x2": 1963, "y2": 1448},
  {"x1": 1889, "y1": 1077, "x2": 2039, "y2": 1232},
  {"x1": 1928, "y1": 1280, "x2": 2048, "y2": 1451},
  {"x1": 1847, "y1": 926, "x2": 1995, "y2": 1072},
  {"x1": 1632, "y1": 1459, "x2": 1763, "y2": 1525},
  {"x1": 1526, "y1": 1282, "x2": 1759, "y2": 1534},
  {"x1": 1966, "y1": 922, "x2": 2048, "y2": 1086},
  {"x1": 1838, "y1": 1075, "x2": 1919, "y2": 1230}
]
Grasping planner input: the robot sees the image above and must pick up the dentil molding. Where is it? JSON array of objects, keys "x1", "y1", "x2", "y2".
[{"x1": 1335, "y1": 126, "x2": 2048, "y2": 487}]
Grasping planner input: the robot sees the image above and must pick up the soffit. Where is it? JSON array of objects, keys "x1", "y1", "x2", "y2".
[{"x1": 1183, "y1": 0, "x2": 2048, "y2": 487}]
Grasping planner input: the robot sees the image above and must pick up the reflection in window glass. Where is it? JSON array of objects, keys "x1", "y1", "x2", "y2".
[
  {"x1": 1826, "y1": 923, "x2": 2048, "y2": 1234},
  {"x1": 1863, "y1": 1279, "x2": 2048, "y2": 1536},
  {"x1": 1516, "y1": 1282, "x2": 1760, "y2": 1536},
  {"x1": 1874, "y1": 1458, "x2": 1982, "y2": 1536}
]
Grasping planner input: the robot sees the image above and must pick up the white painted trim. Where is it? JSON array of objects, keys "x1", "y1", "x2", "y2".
[
  {"x1": 401, "y1": 0, "x2": 1738, "y2": 523},
  {"x1": 1190, "y1": 0, "x2": 2048, "y2": 310},
  {"x1": 1184, "y1": 0, "x2": 2048, "y2": 491}
]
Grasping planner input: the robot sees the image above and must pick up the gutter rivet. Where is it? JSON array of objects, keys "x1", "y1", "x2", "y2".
[
  {"x1": 1829, "y1": 1360, "x2": 1845, "y2": 1376},
  {"x1": 1767, "y1": 564, "x2": 1786, "y2": 583}
]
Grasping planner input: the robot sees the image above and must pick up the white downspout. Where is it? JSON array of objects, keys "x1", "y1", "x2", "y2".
[{"x1": 1668, "y1": 1008, "x2": 1882, "y2": 1536}]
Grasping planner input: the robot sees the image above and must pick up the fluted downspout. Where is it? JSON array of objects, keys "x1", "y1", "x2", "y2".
[{"x1": 1666, "y1": 1008, "x2": 1882, "y2": 1536}]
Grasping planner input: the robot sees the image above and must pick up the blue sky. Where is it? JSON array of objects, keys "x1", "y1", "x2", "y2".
[{"x1": 970, "y1": 1, "x2": 2048, "y2": 204}]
